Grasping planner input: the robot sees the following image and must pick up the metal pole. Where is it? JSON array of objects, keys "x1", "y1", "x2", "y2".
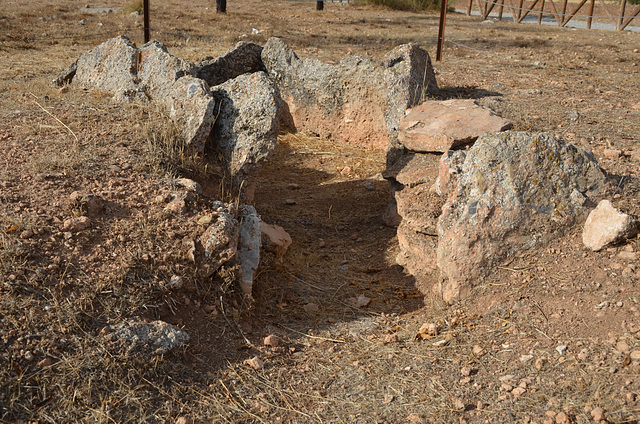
[
  {"x1": 436, "y1": 0, "x2": 448, "y2": 61},
  {"x1": 143, "y1": 0, "x2": 150, "y2": 43},
  {"x1": 316, "y1": 0, "x2": 324, "y2": 10}
]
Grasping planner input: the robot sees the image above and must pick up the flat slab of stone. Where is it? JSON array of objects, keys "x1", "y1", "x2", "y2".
[{"x1": 398, "y1": 99, "x2": 512, "y2": 153}]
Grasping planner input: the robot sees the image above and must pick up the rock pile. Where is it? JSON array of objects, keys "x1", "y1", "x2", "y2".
[
  {"x1": 384, "y1": 100, "x2": 512, "y2": 294},
  {"x1": 55, "y1": 36, "x2": 279, "y2": 185},
  {"x1": 385, "y1": 102, "x2": 617, "y2": 303},
  {"x1": 262, "y1": 38, "x2": 437, "y2": 150},
  {"x1": 56, "y1": 35, "x2": 436, "y2": 298}
]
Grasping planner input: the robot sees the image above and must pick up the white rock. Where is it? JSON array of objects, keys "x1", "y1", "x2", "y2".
[{"x1": 583, "y1": 200, "x2": 638, "y2": 251}]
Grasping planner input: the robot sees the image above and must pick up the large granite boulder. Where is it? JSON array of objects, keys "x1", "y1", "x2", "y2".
[
  {"x1": 73, "y1": 35, "x2": 139, "y2": 95},
  {"x1": 210, "y1": 72, "x2": 281, "y2": 184},
  {"x1": 261, "y1": 37, "x2": 437, "y2": 150},
  {"x1": 435, "y1": 131, "x2": 615, "y2": 302},
  {"x1": 137, "y1": 40, "x2": 197, "y2": 100},
  {"x1": 196, "y1": 42, "x2": 265, "y2": 87}
]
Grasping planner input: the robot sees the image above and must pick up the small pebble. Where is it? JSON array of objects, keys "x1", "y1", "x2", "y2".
[
  {"x1": 556, "y1": 345, "x2": 568, "y2": 355},
  {"x1": 264, "y1": 335, "x2": 279, "y2": 347},
  {"x1": 590, "y1": 407, "x2": 605, "y2": 422},
  {"x1": 284, "y1": 199, "x2": 296, "y2": 205}
]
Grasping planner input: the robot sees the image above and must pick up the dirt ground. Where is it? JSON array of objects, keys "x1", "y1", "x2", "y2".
[{"x1": 1, "y1": 0, "x2": 640, "y2": 423}]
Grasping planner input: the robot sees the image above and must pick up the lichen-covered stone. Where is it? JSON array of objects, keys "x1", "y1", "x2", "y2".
[
  {"x1": 73, "y1": 35, "x2": 139, "y2": 95},
  {"x1": 383, "y1": 43, "x2": 438, "y2": 137},
  {"x1": 103, "y1": 319, "x2": 189, "y2": 357},
  {"x1": 137, "y1": 40, "x2": 196, "y2": 100},
  {"x1": 210, "y1": 72, "x2": 281, "y2": 184},
  {"x1": 166, "y1": 76, "x2": 217, "y2": 154},
  {"x1": 436, "y1": 131, "x2": 615, "y2": 303}
]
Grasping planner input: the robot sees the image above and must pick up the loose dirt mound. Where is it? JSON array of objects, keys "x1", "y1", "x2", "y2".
[{"x1": 1, "y1": 0, "x2": 640, "y2": 423}]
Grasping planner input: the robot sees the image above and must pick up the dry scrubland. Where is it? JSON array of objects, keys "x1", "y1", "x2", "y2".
[{"x1": 1, "y1": 0, "x2": 640, "y2": 423}]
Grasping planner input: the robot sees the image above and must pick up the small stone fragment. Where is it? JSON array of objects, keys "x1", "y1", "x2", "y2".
[
  {"x1": 175, "y1": 178, "x2": 202, "y2": 194},
  {"x1": 472, "y1": 344, "x2": 486, "y2": 357},
  {"x1": 535, "y1": 357, "x2": 548, "y2": 370},
  {"x1": 603, "y1": 148, "x2": 622, "y2": 159},
  {"x1": 583, "y1": 200, "x2": 638, "y2": 251},
  {"x1": 62, "y1": 216, "x2": 91, "y2": 232},
  {"x1": 19, "y1": 229, "x2": 34, "y2": 239},
  {"x1": 175, "y1": 417, "x2": 193, "y2": 424},
  {"x1": 383, "y1": 334, "x2": 399, "y2": 345},
  {"x1": 264, "y1": 335, "x2": 279, "y2": 347},
  {"x1": 618, "y1": 251, "x2": 637, "y2": 261},
  {"x1": 168, "y1": 275, "x2": 183, "y2": 290},
  {"x1": 555, "y1": 411, "x2": 570, "y2": 424},
  {"x1": 261, "y1": 222, "x2": 292, "y2": 257},
  {"x1": 556, "y1": 345, "x2": 568, "y2": 355},
  {"x1": 590, "y1": 407, "x2": 605, "y2": 422},
  {"x1": 512, "y1": 387, "x2": 526, "y2": 397},
  {"x1": 244, "y1": 356, "x2": 264, "y2": 370},
  {"x1": 351, "y1": 294, "x2": 371, "y2": 308},
  {"x1": 303, "y1": 303, "x2": 319, "y2": 313}
]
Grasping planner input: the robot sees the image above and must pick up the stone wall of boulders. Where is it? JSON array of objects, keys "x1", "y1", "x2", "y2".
[
  {"x1": 55, "y1": 35, "x2": 434, "y2": 302},
  {"x1": 385, "y1": 98, "x2": 631, "y2": 303},
  {"x1": 56, "y1": 35, "x2": 637, "y2": 308}
]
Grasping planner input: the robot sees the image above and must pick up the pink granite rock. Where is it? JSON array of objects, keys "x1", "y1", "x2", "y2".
[
  {"x1": 398, "y1": 99, "x2": 512, "y2": 153},
  {"x1": 582, "y1": 200, "x2": 638, "y2": 251}
]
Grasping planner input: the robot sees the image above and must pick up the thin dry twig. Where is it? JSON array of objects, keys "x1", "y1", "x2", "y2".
[{"x1": 29, "y1": 93, "x2": 79, "y2": 142}]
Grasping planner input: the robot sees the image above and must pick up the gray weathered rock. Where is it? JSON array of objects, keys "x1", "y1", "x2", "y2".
[
  {"x1": 103, "y1": 319, "x2": 189, "y2": 357},
  {"x1": 196, "y1": 42, "x2": 264, "y2": 87},
  {"x1": 383, "y1": 43, "x2": 438, "y2": 137},
  {"x1": 137, "y1": 40, "x2": 196, "y2": 100},
  {"x1": 397, "y1": 99, "x2": 512, "y2": 153},
  {"x1": 435, "y1": 131, "x2": 615, "y2": 302},
  {"x1": 582, "y1": 200, "x2": 638, "y2": 251},
  {"x1": 200, "y1": 210, "x2": 240, "y2": 275},
  {"x1": 262, "y1": 37, "x2": 436, "y2": 150},
  {"x1": 166, "y1": 75, "x2": 217, "y2": 154},
  {"x1": 237, "y1": 206, "x2": 261, "y2": 296},
  {"x1": 73, "y1": 35, "x2": 139, "y2": 95},
  {"x1": 210, "y1": 72, "x2": 281, "y2": 184},
  {"x1": 61, "y1": 36, "x2": 217, "y2": 154}
]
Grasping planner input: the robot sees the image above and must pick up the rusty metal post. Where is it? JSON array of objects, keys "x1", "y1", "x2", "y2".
[
  {"x1": 316, "y1": 0, "x2": 324, "y2": 10},
  {"x1": 618, "y1": 0, "x2": 627, "y2": 30},
  {"x1": 436, "y1": 0, "x2": 448, "y2": 61},
  {"x1": 538, "y1": 0, "x2": 545, "y2": 24},
  {"x1": 143, "y1": 0, "x2": 150, "y2": 42},
  {"x1": 587, "y1": 0, "x2": 595, "y2": 28}
]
